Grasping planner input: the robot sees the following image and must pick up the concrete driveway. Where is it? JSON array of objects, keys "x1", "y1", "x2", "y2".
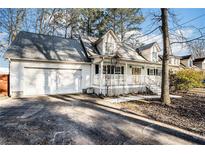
[{"x1": 0, "y1": 94, "x2": 204, "y2": 145}]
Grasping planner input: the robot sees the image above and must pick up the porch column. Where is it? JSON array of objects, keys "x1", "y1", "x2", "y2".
[
  {"x1": 90, "y1": 64, "x2": 94, "y2": 86},
  {"x1": 144, "y1": 64, "x2": 147, "y2": 84},
  {"x1": 125, "y1": 63, "x2": 128, "y2": 93},
  {"x1": 110, "y1": 66, "x2": 112, "y2": 96},
  {"x1": 154, "y1": 65, "x2": 157, "y2": 81},
  {"x1": 99, "y1": 60, "x2": 104, "y2": 95}
]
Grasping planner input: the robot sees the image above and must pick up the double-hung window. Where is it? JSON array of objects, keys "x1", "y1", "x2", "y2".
[
  {"x1": 152, "y1": 51, "x2": 158, "y2": 62},
  {"x1": 147, "y1": 68, "x2": 161, "y2": 76},
  {"x1": 102, "y1": 65, "x2": 124, "y2": 74},
  {"x1": 115, "y1": 66, "x2": 121, "y2": 74},
  {"x1": 147, "y1": 68, "x2": 155, "y2": 75},
  {"x1": 105, "y1": 42, "x2": 114, "y2": 55}
]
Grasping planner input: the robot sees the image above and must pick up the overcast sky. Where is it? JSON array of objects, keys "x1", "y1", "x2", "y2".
[{"x1": 0, "y1": 8, "x2": 205, "y2": 69}]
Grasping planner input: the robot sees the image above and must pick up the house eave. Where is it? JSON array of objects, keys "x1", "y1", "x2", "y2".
[{"x1": 7, "y1": 58, "x2": 92, "y2": 65}]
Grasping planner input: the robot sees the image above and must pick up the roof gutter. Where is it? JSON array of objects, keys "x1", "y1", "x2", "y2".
[{"x1": 8, "y1": 58, "x2": 92, "y2": 65}]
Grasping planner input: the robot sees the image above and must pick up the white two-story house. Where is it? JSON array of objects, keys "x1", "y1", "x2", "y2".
[{"x1": 5, "y1": 30, "x2": 181, "y2": 97}]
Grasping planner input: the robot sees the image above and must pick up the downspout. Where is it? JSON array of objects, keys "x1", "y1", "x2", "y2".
[
  {"x1": 99, "y1": 57, "x2": 104, "y2": 96},
  {"x1": 8, "y1": 58, "x2": 11, "y2": 97}
]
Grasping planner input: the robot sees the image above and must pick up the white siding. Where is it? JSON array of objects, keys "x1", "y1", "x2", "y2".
[
  {"x1": 140, "y1": 48, "x2": 152, "y2": 61},
  {"x1": 10, "y1": 60, "x2": 91, "y2": 97},
  {"x1": 97, "y1": 32, "x2": 117, "y2": 55},
  {"x1": 202, "y1": 60, "x2": 205, "y2": 70}
]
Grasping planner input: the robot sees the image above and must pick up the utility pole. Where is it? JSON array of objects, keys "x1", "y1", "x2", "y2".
[{"x1": 161, "y1": 8, "x2": 171, "y2": 104}]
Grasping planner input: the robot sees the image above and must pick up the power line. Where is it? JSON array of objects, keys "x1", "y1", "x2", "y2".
[
  {"x1": 135, "y1": 26, "x2": 160, "y2": 39},
  {"x1": 170, "y1": 26, "x2": 205, "y2": 39},
  {"x1": 171, "y1": 35, "x2": 205, "y2": 45},
  {"x1": 172, "y1": 13, "x2": 205, "y2": 28},
  {"x1": 139, "y1": 13, "x2": 205, "y2": 44}
]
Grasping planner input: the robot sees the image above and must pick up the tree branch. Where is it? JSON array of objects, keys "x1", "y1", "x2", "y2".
[{"x1": 170, "y1": 35, "x2": 205, "y2": 45}]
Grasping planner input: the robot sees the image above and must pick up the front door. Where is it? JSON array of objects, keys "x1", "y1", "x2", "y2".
[{"x1": 132, "y1": 67, "x2": 141, "y2": 84}]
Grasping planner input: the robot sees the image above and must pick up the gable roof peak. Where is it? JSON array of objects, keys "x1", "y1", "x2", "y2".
[{"x1": 94, "y1": 29, "x2": 120, "y2": 45}]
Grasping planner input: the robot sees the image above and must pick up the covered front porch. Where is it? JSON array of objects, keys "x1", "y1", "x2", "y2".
[{"x1": 91, "y1": 58, "x2": 162, "y2": 96}]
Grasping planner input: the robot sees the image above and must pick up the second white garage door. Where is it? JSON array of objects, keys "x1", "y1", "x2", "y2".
[{"x1": 23, "y1": 68, "x2": 82, "y2": 96}]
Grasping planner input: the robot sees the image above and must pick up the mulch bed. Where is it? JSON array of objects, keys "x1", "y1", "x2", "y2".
[{"x1": 119, "y1": 92, "x2": 205, "y2": 136}]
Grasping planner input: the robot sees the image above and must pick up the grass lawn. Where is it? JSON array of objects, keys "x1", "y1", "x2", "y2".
[{"x1": 119, "y1": 93, "x2": 205, "y2": 136}]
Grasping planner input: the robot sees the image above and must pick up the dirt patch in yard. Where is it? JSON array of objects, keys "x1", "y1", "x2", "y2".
[{"x1": 119, "y1": 93, "x2": 205, "y2": 136}]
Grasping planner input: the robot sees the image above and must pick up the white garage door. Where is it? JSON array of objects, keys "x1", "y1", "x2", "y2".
[{"x1": 23, "y1": 68, "x2": 82, "y2": 96}]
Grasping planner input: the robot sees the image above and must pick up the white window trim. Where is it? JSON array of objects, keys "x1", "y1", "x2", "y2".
[
  {"x1": 105, "y1": 42, "x2": 114, "y2": 55},
  {"x1": 151, "y1": 48, "x2": 158, "y2": 62}
]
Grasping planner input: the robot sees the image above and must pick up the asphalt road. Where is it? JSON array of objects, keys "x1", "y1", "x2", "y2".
[{"x1": 0, "y1": 94, "x2": 204, "y2": 145}]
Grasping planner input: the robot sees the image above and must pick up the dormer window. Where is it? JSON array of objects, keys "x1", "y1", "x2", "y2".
[
  {"x1": 188, "y1": 59, "x2": 193, "y2": 67},
  {"x1": 151, "y1": 46, "x2": 158, "y2": 62},
  {"x1": 175, "y1": 59, "x2": 180, "y2": 65},
  {"x1": 152, "y1": 51, "x2": 158, "y2": 62},
  {"x1": 105, "y1": 42, "x2": 114, "y2": 55}
]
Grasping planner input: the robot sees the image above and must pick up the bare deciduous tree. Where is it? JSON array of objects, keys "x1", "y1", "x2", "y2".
[
  {"x1": 161, "y1": 8, "x2": 171, "y2": 105},
  {"x1": 0, "y1": 8, "x2": 27, "y2": 55}
]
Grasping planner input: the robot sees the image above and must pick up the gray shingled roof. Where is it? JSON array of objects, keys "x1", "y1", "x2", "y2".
[
  {"x1": 5, "y1": 31, "x2": 147, "y2": 63},
  {"x1": 117, "y1": 43, "x2": 146, "y2": 61},
  {"x1": 80, "y1": 35, "x2": 146, "y2": 61},
  {"x1": 4, "y1": 31, "x2": 90, "y2": 62},
  {"x1": 80, "y1": 36, "x2": 99, "y2": 57},
  {"x1": 180, "y1": 54, "x2": 192, "y2": 60},
  {"x1": 158, "y1": 54, "x2": 181, "y2": 60},
  {"x1": 136, "y1": 42, "x2": 157, "y2": 52}
]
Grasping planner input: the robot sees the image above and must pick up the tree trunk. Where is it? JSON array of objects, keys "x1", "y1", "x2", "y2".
[
  {"x1": 161, "y1": 8, "x2": 171, "y2": 105},
  {"x1": 120, "y1": 13, "x2": 124, "y2": 41},
  {"x1": 65, "y1": 26, "x2": 68, "y2": 38},
  {"x1": 39, "y1": 9, "x2": 44, "y2": 34},
  {"x1": 113, "y1": 9, "x2": 116, "y2": 33},
  {"x1": 87, "y1": 18, "x2": 91, "y2": 36},
  {"x1": 70, "y1": 26, "x2": 73, "y2": 39}
]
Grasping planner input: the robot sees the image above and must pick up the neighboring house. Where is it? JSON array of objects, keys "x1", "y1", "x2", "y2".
[
  {"x1": 5, "y1": 30, "x2": 181, "y2": 97},
  {"x1": 136, "y1": 42, "x2": 161, "y2": 63},
  {"x1": 193, "y1": 57, "x2": 205, "y2": 71},
  {"x1": 180, "y1": 54, "x2": 193, "y2": 68},
  {"x1": 137, "y1": 42, "x2": 181, "y2": 73}
]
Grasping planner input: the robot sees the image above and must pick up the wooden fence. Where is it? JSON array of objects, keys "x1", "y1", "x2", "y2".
[{"x1": 0, "y1": 74, "x2": 9, "y2": 96}]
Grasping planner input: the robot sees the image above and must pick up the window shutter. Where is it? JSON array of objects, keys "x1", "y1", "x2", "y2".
[
  {"x1": 95, "y1": 65, "x2": 99, "y2": 74},
  {"x1": 155, "y1": 69, "x2": 158, "y2": 76},
  {"x1": 103, "y1": 66, "x2": 106, "y2": 74},
  {"x1": 121, "y1": 66, "x2": 124, "y2": 74},
  {"x1": 107, "y1": 65, "x2": 111, "y2": 74},
  {"x1": 111, "y1": 66, "x2": 115, "y2": 74}
]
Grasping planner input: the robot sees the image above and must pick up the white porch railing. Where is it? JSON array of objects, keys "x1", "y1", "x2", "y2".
[
  {"x1": 93, "y1": 74, "x2": 125, "y2": 86},
  {"x1": 93, "y1": 74, "x2": 161, "y2": 87}
]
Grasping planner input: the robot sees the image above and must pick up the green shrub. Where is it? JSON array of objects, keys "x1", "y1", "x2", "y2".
[{"x1": 170, "y1": 69, "x2": 205, "y2": 91}]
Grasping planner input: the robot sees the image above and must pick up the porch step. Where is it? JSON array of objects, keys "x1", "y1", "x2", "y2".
[{"x1": 147, "y1": 85, "x2": 161, "y2": 95}]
